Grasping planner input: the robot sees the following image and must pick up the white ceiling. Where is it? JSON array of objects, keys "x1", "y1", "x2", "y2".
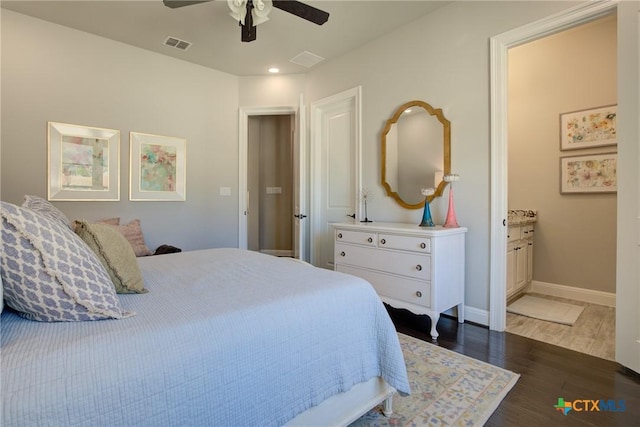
[{"x1": 1, "y1": 0, "x2": 449, "y2": 76}]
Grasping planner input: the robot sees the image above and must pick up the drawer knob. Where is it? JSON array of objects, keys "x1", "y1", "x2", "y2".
[
  {"x1": 416, "y1": 265, "x2": 422, "y2": 271},
  {"x1": 367, "y1": 237, "x2": 373, "y2": 243},
  {"x1": 340, "y1": 251, "x2": 346, "y2": 257},
  {"x1": 380, "y1": 238, "x2": 386, "y2": 244},
  {"x1": 420, "y1": 242, "x2": 426, "y2": 249},
  {"x1": 416, "y1": 291, "x2": 422, "y2": 298},
  {"x1": 337, "y1": 233, "x2": 343, "y2": 239}
]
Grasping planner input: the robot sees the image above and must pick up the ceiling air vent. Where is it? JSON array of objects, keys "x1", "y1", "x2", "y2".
[
  {"x1": 164, "y1": 36, "x2": 192, "y2": 51},
  {"x1": 289, "y1": 51, "x2": 325, "y2": 68}
]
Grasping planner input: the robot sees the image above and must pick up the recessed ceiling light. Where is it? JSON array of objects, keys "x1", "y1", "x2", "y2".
[{"x1": 268, "y1": 67, "x2": 280, "y2": 73}]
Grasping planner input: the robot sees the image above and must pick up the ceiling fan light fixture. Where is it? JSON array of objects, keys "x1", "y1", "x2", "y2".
[
  {"x1": 228, "y1": 0, "x2": 248, "y2": 25},
  {"x1": 228, "y1": 0, "x2": 272, "y2": 26},
  {"x1": 251, "y1": 0, "x2": 273, "y2": 26}
]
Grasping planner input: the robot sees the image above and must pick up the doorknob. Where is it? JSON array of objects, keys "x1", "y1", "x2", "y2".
[
  {"x1": 294, "y1": 214, "x2": 307, "y2": 219},
  {"x1": 347, "y1": 213, "x2": 356, "y2": 218}
]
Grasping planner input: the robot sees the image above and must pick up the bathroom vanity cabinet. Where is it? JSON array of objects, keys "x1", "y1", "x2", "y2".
[{"x1": 507, "y1": 223, "x2": 535, "y2": 298}]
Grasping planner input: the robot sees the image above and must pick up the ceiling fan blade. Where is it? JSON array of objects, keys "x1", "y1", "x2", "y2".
[
  {"x1": 163, "y1": 0, "x2": 213, "y2": 9},
  {"x1": 272, "y1": 0, "x2": 329, "y2": 25}
]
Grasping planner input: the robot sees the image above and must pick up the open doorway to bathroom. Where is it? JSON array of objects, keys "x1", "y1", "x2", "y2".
[
  {"x1": 505, "y1": 14, "x2": 617, "y2": 360},
  {"x1": 247, "y1": 114, "x2": 295, "y2": 256}
]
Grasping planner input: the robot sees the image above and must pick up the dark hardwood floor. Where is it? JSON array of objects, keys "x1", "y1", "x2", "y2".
[{"x1": 385, "y1": 305, "x2": 640, "y2": 426}]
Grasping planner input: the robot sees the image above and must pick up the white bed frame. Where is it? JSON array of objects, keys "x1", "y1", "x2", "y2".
[{"x1": 285, "y1": 377, "x2": 395, "y2": 426}]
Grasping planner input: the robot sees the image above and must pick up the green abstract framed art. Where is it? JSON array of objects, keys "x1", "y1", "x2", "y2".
[{"x1": 129, "y1": 132, "x2": 186, "y2": 201}]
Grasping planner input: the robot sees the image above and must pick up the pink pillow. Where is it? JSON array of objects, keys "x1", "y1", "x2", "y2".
[
  {"x1": 109, "y1": 219, "x2": 152, "y2": 257},
  {"x1": 97, "y1": 217, "x2": 120, "y2": 226}
]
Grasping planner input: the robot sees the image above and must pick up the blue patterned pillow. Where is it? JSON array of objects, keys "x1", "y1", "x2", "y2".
[
  {"x1": 22, "y1": 195, "x2": 72, "y2": 230},
  {"x1": 0, "y1": 201, "x2": 133, "y2": 321}
]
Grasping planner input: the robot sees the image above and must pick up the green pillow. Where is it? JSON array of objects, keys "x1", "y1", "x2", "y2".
[{"x1": 75, "y1": 220, "x2": 148, "y2": 294}]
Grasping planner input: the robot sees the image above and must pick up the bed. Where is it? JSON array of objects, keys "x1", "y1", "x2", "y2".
[{"x1": 1, "y1": 199, "x2": 410, "y2": 427}]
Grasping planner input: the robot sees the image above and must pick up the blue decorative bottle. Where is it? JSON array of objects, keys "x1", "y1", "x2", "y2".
[{"x1": 419, "y1": 199, "x2": 435, "y2": 227}]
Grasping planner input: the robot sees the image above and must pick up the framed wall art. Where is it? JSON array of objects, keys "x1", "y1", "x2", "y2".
[
  {"x1": 48, "y1": 122, "x2": 120, "y2": 201},
  {"x1": 559, "y1": 105, "x2": 617, "y2": 151},
  {"x1": 560, "y1": 152, "x2": 617, "y2": 194},
  {"x1": 130, "y1": 132, "x2": 186, "y2": 201}
]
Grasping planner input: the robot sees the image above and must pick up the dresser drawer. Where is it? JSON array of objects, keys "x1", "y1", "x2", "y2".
[
  {"x1": 378, "y1": 233, "x2": 431, "y2": 253},
  {"x1": 335, "y1": 243, "x2": 430, "y2": 280},
  {"x1": 335, "y1": 229, "x2": 376, "y2": 246},
  {"x1": 337, "y1": 264, "x2": 432, "y2": 308}
]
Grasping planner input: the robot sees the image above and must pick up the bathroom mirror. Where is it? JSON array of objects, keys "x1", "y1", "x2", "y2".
[{"x1": 381, "y1": 100, "x2": 450, "y2": 209}]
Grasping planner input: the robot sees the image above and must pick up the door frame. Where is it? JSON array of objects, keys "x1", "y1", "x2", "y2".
[
  {"x1": 238, "y1": 105, "x2": 298, "y2": 251},
  {"x1": 488, "y1": 0, "x2": 617, "y2": 331}
]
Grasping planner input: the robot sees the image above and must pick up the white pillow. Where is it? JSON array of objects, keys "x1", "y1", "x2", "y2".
[{"x1": 22, "y1": 194, "x2": 72, "y2": 230}]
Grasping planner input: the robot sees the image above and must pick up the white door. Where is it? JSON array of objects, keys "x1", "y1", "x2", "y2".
[
  {"x1": 293, "y1": 94, "x2": 306, "y2": 260},
  {"x1": 310, "y1": 87, "x2": 362, "y2": 269}
]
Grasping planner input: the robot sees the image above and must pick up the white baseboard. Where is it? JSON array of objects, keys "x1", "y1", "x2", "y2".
[
  {"x1": 464, "y1": 306, "x2": 490, "y2": 326},
  {"x1": 530, "y1": 280, "x2": 616, "y2": 307},
  {"x1": 443, "y1": 306, "x2": 489, "y2": 327},
  {"x1": 259, "y1": 249, "x2": 293, "y2": 257}
]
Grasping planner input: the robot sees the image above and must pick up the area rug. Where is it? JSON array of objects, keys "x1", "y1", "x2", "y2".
[
  {"x1": 350, "y1": 333, "x2": 520, "y2": 427},
  {"x1": 507, "y1": 295, "x2": 584, "y2": 326}
]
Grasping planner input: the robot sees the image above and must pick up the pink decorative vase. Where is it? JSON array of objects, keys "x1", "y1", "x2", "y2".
[{"x1": 443, "y1": 185, "x2": 459, "y2": 228}]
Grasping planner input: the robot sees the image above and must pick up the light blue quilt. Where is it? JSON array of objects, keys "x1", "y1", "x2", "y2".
[{"x1": 1, "y1": 248, "x2": 409, "y2": 426}]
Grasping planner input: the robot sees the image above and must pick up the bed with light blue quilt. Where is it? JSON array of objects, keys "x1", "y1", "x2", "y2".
[{"x1": 1, "y1": 247, "x2": 410, "y2": 426}]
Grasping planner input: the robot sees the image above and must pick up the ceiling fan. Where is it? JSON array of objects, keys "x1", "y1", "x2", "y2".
[{"x1": 163, "y1": 0, "x2": 330, "y2": 42}]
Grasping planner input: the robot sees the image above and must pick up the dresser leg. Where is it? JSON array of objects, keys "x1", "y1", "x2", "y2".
[{"x1": 429, "y1": 313, "x2": 440, "y2": 340}]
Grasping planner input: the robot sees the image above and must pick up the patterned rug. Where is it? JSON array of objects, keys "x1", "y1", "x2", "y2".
[{"x1": 350, "y1": 333, "x2": 519, "y2": 427}]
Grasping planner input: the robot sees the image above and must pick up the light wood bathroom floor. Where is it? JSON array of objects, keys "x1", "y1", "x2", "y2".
[{"x1": 506, "y1": 293, "x2": 615, "y2": 361}]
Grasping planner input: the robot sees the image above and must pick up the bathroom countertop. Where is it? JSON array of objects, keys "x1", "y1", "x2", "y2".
[{"x1": 508, "y1": 209, "x2": 537, "y2": 226}]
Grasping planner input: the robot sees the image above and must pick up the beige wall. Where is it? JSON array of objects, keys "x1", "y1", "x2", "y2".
[
  {"x1": 508, "y1": 15, "x2": 617, "y2": 293},
  {"x1": 1, "y1": 10, "x2": 240, "y2": 251},
  {"x1": 239, "y1": 75, "x2": 306, "y2": 106}
]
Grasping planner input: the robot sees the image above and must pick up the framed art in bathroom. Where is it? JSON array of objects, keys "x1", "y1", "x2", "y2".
[
  {"x1": 47, "y1": 122, "x2": 120, "y2": 201},
  {"x1": 129, "y1": 132, "x2": 186, "y2": 201},
  {"x1": 560, "y1": 152, "x2": 617, "y2": 194},
  {"x1": 559, "y1": 105, "x2": 617, "y2": 151}
]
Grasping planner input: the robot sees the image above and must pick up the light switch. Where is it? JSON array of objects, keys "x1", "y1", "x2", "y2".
[{"x1": 219, "y1": 187, "x2": 232, "y2": 196}]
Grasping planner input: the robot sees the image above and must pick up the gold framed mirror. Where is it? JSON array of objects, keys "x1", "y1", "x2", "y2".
[{"x1": 381, "y1": 100, "x2": 451, "y2": 209}]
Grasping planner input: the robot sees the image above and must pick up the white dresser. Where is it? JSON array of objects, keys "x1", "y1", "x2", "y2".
[{"x1": 333, "y1": 222, "x2": 467, "y2": 340}]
